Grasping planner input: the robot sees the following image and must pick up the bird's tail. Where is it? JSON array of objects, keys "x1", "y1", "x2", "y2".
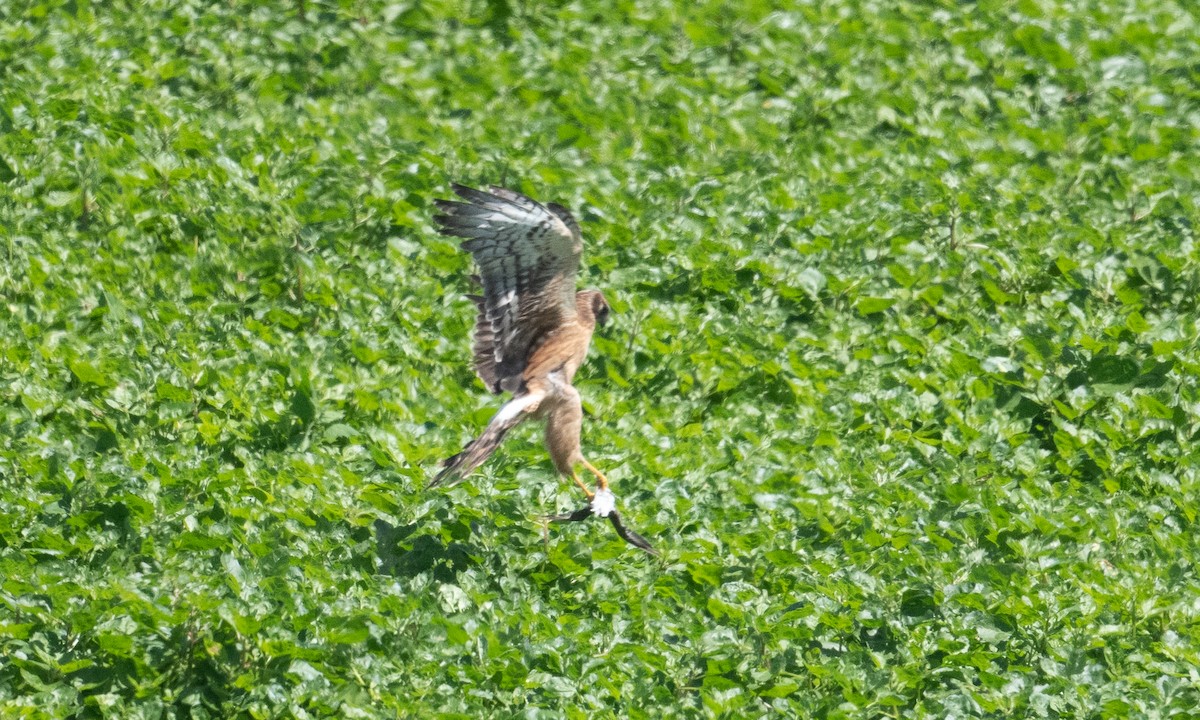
[{"x1": 430, "y1": 391, "x2": 542, "y2": 488}]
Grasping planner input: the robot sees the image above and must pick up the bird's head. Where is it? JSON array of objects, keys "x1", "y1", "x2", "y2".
[{"x1": 586, "y1": 290, "x2": 611, "y2": 328}]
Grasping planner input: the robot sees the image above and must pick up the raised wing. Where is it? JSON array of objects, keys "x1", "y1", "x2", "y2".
[{"x1": 434, "y1": 184, "x2": 583, "y2": 392}]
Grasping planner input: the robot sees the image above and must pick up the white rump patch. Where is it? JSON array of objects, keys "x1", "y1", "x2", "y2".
[
  {"x1": 591, "y1": 488, "x2": 616, "y2": 518},
  {"x1": 494, "y1": 391, "x2": 541, "y2": 424}
]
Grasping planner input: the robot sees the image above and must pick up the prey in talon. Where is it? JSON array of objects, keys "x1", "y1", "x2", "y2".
[
  {"x1": 547, "y1": 490, "x2": 658, "y2": 556},
  {"x1": 428, "y1": 183, "x2": 656, "y2": 555}
]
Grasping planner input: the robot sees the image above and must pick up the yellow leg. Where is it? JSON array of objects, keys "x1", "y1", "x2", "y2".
[
  {"x1": 580, "y1": 459, "x2": 610, "y2": 491},
  {"x1": 570, "y1": 471, "x2": 594, "y2": 499}
]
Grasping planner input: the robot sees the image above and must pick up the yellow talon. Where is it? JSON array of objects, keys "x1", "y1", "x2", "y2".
[
  {"x1": 570, "y1": 471, "x2": 594, "y2": 499},
  {"x1": 580, "y1": 458, "x2": 610, "y2": 491}
]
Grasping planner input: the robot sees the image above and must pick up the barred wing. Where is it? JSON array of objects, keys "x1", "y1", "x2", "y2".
[{"x1": 434, "y1": 184, "x2": 583, "y2": 393}]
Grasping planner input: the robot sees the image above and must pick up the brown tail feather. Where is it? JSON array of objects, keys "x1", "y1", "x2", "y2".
[
  {"x1": 429, "y1": 392, "x2": 541, "y2": 487},
  {"x1": 431, "y1": 421, "x2": 514, "y2": 487}
]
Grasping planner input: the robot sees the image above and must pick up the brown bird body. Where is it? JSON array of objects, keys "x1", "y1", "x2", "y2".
[
  {"x1": 429, "y1": 184, "x2": 654, "y2": 553},
  {"x1": 434, "y1": 290, "x2": 604, "y2": 485}
]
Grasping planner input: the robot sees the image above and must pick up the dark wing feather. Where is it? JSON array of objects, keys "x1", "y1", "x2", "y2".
[
  {"x1": 466, "y1": 293, "x2": 500, "y2": 393},
  {"x1": 545, "y1": 202, "x2": 581, "y2": 243},
  {"x1": 434, "y1": 184, "x2": 582, "y2": 392}
]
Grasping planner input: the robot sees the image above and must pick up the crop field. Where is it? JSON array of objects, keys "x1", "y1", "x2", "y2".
[{"x1": 2, "y1": 0, "x2": 1199, "y2": 717}]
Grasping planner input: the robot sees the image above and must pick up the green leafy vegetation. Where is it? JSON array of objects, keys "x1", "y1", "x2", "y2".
[{"x1": 2, "y1": 0, "x2": 1198, "y2": 716}]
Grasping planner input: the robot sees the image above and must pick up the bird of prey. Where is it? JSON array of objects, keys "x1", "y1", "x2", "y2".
[{"x1": 430, "y1": 183, "x2": 655, "y2": 554}]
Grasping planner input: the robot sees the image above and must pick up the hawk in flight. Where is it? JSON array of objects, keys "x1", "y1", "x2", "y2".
[{"x1": 430, "y1": 184, "x2": 655, "y2": 554}]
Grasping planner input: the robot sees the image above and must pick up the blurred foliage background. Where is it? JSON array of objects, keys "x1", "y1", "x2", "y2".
[{"x1": 1, "y1": 0, "x2": 1198, "y2": 716}]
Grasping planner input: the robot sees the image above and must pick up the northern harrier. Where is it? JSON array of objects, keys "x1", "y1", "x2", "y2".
[{"x1": 430, "y1": 183, "x2": 655, "y2": 554}]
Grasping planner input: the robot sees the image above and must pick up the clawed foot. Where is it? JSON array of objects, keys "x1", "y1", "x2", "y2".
[{"x1": 546, "y1": 489, "x2": 658, "y2": 555}]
